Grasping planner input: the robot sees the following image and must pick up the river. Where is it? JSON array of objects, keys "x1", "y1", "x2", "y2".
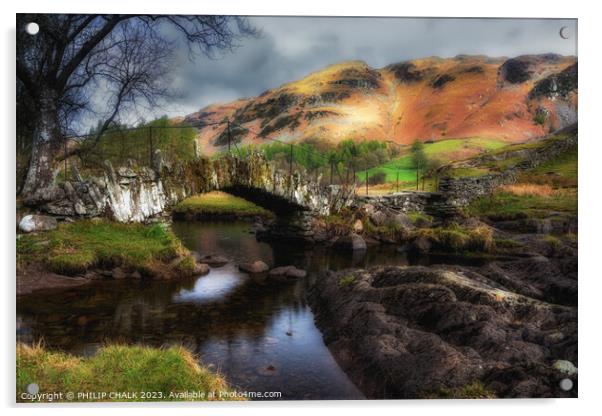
[{"x1": 16, "y1": 221, "x2": 484, "y2": 400}]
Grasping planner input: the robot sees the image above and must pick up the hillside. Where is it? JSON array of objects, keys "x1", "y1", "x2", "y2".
[{"x1": 184, "y1": 54, "x2": 577, "y2": 155}]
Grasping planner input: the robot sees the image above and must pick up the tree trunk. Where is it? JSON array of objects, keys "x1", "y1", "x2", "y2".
[{"x1": 21, "y1": 89, "x2": 64, "y2": 204}]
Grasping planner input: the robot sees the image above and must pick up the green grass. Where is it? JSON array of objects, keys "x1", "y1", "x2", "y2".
[
  {"x1": 445, "y1": 167, "x2": 491, "y2": 178},
  {"x1": 17, "y1": 220, "x2": 186, "y2": 276},
  {"x1": 467, "y1": 190, "x2": 577, "y2": 220},
  {"x1": 407, "y1": 211, "x2": 434, "y2": 226},
  {"x1": 425, "y1": 381, "x2": 496, "y2": 399},
  {"x1": 356, "y1": 137, "x2": 506, "y2": 186},
  {"x1": 526, "y1": 146, "x2": 577, "y2": 182},
  {"x1": 413, "y1": 224, "x2": 495, "y2": 253},
  {"x1": 17, "y1": 343, "x2": 238, "y2": 402},
  {"x1": 173, "y1": 191, "x2": 273, "y2": 218},
  {"x1": 338, "y1": 274, "x2": 357, "y2": 288}
]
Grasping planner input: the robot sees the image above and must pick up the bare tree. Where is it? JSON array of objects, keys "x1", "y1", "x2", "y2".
[{"x1": 16, "y1": 14, "x2": 256, "y2": 203}]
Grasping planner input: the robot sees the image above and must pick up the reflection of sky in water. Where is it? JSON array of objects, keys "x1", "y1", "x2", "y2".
[
  {"x1": 199, "y1": 302, "x2": 361, "y2": 399},
  {"x1": 173, "y1": 264, "x2": 246, "y2": 305}
]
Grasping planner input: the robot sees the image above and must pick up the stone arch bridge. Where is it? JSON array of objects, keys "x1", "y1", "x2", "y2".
[{"x1": 41, "y1": 152, "x2": 356, "y2": 222}]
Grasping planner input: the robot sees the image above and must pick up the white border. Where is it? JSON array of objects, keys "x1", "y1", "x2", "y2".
[{"x1": 2, "y1": 1, "x2": 600, "y2": 415}]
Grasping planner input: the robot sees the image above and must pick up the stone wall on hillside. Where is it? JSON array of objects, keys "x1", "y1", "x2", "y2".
[
  {"x1": 438, "y1": 172, "x2": 518, "y2": 208},
  {"x1": 354, "y1": 192, "x2": 431, "y2": 213}
]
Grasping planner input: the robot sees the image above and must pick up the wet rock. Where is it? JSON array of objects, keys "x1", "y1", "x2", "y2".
[
  {"x1": 194, "y1": 263, "x2": 210, "y2": 276},
  {"x1": 198, "y1": 254, "x2": 229, "y2": 267},
  {"x1": 309, "y1": 265, "x2": 577, "y2": 399},
  {"x1": 333, "y1": 233, "x2": 367, "y2": 251},
  {"x1": 352, "y1": 219, "x2": 364, "y2": 233},
  {"x1": 239, "y1": 260, "x2": 269, "y2": 274},
  {"x1": 112, "y1": 267, "x2": 127, "y2": 279},
  {"x1": 268, "y1": 266, "x2": 307, "y2": 280},
  {"x1": 410, "y1": 234, "x2": 432, "y2": 253},
  {"x1": 19, "y1": 214, "x2": 58, "y2": 233},
  {"x1": 286, "y1": 267, "x2": 307, "y2": 279}
]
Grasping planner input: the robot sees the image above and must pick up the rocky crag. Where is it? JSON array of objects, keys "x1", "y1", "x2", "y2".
[{"x1": 310, "y1": 255, "x2": 577, "y2": 398}]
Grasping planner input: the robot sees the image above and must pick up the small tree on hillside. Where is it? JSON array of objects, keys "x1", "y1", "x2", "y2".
[{"x1": 410, "y1": 140, "x2": 428, "y2": 190}]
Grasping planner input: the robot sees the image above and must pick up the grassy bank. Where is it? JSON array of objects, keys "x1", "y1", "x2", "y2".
[
  {"x1": 467, "y1": 188, "x2": 577, "y2": 220},
  {"x1": 467, "y1": 144, "x2": 577, "y2": 220},
  {"x1": 17, "y1": 220, "x2": 189, "y2": 277},
  {"x1": 173, "y1": 191, "x2": 273, "y2": 218},
  {"x1": 17, "y1": 343, "x2": 238, "y2": 402}
]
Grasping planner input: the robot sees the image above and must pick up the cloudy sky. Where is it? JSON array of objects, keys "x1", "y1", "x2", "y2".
[{"x1": 161, "y1": 17, "x2": 577, "y2": 119}]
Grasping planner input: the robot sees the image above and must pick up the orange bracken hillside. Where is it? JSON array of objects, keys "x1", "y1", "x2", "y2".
[{"x1": 183, "y1": 54, "x2": 577, "y2": 155}]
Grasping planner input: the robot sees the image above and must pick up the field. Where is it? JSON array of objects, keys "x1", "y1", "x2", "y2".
[
  {"x1": 173, "y1": 191, "x2": 273, "y2": 218},
  {"x1": 356, "y1": 137, "x2": 507, "y2": 189}
]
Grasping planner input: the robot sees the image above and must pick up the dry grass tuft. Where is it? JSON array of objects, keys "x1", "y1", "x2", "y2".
[{"x1": 498, "y1": 183, "x2": 554, "y2": 197}]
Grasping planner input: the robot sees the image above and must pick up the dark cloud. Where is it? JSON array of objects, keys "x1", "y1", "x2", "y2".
[{"x1": 156, "y1": 17, "x2": 577, "y2": 119}]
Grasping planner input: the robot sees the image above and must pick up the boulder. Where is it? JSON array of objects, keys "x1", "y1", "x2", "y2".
[
  {"x1": 393, "y1": 213, "x2": 414, "y2": 228},
  {"x1": 198, "y1": 254, "x2": 229, "y2": 267},
  {"x1": 194, "y1": 263, "x2": 210, "y2": 276},
  {"x1": 352, "y1": 219, "x2": 364, "y2": 233},
  {"x1": 238, "y1": 260, "x2": 269, "y2": 274},
  {"x1": 410, "y1": 234, "x2": 432, "y2": 253},
  {"x1": 369, "y1": 210, "x2": 388, "y2": 226},
  {"x1": 362, "y1": 203, "x2": 376, "y2": 216},
  {"x1": 287, "y1": 267, "x2": 307, "y2": 279},
  {"x1": 112, "y1": 267, "x2": 127, "y2": 279},
  {"x1": 268, "y1": 266, "x2": 307, "y2": 280},
  {"x1": 333, "y1": 233, "x2": 367, "y2": 251},
  {"x1": 19, "y1": 215, "x2": 58, "y2": 233}
]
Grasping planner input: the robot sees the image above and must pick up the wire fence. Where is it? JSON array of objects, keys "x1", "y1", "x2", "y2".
[{"x1": 60, "y1": 118, "x2": 432, "y2": 195}]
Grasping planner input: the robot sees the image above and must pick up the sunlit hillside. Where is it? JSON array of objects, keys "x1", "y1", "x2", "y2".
[{"x1": 184, "y1": 54, "x2": 577, "y2": 155}]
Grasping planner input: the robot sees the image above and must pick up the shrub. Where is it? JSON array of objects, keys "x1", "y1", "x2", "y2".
[{"x1": 368, "y1": 171, "x2": 387, "y2": 185}]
